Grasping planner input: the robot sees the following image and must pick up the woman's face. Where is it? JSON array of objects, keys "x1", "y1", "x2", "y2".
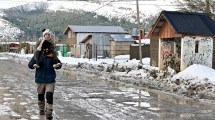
[{"x1": 44, "y1": 33, "x2": 50, "y2": 39}]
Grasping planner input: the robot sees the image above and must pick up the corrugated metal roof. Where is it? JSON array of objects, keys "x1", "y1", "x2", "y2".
[
  {"x1": 68, "y1": 25, "x2": 128, "y2": 33},
  {"x1": 110, "y1": 34, "x2": 134, "y2": 42},
  {"x1": 163, "y1": 11, "x2": 215, "y2": 35}
]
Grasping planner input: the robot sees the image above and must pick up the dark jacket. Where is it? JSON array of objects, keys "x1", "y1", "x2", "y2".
[{"x1": 28, "y1": 54, "x2": 61, "y2": 83}]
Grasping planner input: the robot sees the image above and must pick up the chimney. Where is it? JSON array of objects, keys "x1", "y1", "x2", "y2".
[{"x1": 140, "y1": 29, "x2": 145, "y2": 39}]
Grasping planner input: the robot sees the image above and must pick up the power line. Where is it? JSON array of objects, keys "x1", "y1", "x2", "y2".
[
  {"x1": 110, "y1": 3, "x2": 181, "y2": 6},
  {"x1": 71, "y1": 1, "x2": 114, "y2": 25},
  {"x1": 88, "y1": 1, "x2": 114, "y2": 14}
]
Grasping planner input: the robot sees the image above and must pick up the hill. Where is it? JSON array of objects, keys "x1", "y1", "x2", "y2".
[{"x1": 0, "y1": 0, "x2": 179, "y2": 41}]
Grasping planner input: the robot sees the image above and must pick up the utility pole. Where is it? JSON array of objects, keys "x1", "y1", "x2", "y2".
[
  {"x1": 53, "y1": 32, "x2": 56, "y2": 44},
  {"x1": 136, "y1": 0, "x2": 142, "y2": 65},
  {"x1": 136, "y1": 0, "x2": 142, "y2": 104}
]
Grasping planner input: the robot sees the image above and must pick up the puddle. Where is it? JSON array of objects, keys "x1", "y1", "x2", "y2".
[
  {"x1": 0, "y1": 87, "x2": 10, "y2": 90},
  {"x1": 3, "y1": 94, "x2": 12, "y2": 97},
  {"x1": 20, "y1": 102, "x2": 28, "y2": 105},
  {"x1": 148, "y1": 107, "x2": 160, "y2": 111},
  {"x1": 109, "y1": 91, "x2": 127, "y2": 95},
  {"x1": 0, "y1": 104, "x2": 11, "y2": 115},
  {"x1": 88, "y1": 93, "x2": 103, "y2": 95},
  {"x1": 3, "y1": 98, "x2": 15, "y2": 101},
  {"x1": 30, "y1": 115, "x2": 39, "y2": 119},
  {"x1": 105, "y1": 99, "x2": 115, "y2": 103},
  {"x1": 110, "y1": 82, "x2": 215, "y2": 119},
  {"x1": 178, "y1": 113, "x2": 196, "y2": 118},
  {"x1": 58, "y1": 70, "x2": 77, "y2": 80},
  {"x1": 123, "y1": 101, "x2": 151, "y2": 108},
  {"x1": 59, "y1": 70, "x2": 215, "y2": 119}
]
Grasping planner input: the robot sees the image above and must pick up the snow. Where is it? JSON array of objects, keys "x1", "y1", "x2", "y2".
[
  {"x1": 0, "y1": 0, "x2": 180, "y2": 41},
  {"x1": 1, "y1": 0, "x2": 214, "y2": 118},
  {"x1": 0, "y1": 0, "x2": 46, "y2": 9},
  {"x1": 0, "y1": 0, "x2": 178, "y2": 19},
  {"x1": 3, "y1": 51, "x2": 215, "y2": 102},
  {"x1": 2, "y1": 52, "x2": 215, "y2": 85},
  {"x1": 47, "y1": 0, "x2": 178, "y2": 22},
  {"x1": 172, "y1": 64, "x2": 215, "y2": 84},
  {"x1": 134, "y1": 39, "x2": 150, "y2": 45},
  {"x1": 1, "y1": 52, "x2": 215, "y2": 118},
  {"x1": 0, "y1": 18, "x2": 22, "y2": 41}
]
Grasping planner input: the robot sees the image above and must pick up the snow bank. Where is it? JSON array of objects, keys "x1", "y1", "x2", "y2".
[{"x1": 172, "y1": 64, "x2": 215, "y2": 84}]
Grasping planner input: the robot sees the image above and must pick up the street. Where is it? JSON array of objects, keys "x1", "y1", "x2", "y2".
[{"x1": 1, "y1": 59, "x2": 215, "y2": 120}]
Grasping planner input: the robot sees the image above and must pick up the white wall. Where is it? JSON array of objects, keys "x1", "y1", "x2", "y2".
[{"x1": 181, "y1": 36, "x2": 213, "y2": 71}]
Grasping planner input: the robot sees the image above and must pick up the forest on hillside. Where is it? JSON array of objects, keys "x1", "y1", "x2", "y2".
[
  {"x1": 2, "y1": 2, "x2": 156, "y2": 41},
  {"x1": 2, "y1": 0, "x2": 214, "y2": 42}
]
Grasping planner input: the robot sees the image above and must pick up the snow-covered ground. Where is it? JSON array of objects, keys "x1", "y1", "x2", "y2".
[{"x1": 1, "y1": 52, "x2": 215, "y2": 104}]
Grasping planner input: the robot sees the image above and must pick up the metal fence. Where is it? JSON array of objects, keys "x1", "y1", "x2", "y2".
[
  {"x1": 63, "y1": 44, "x2": 130, "y2": 59},
  {"x1": 95, "y1": 44, "x2": 130, "y2": 59}
]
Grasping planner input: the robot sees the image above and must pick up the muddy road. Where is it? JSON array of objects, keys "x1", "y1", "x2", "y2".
[{"x1": 1, "y1": 59, "x2": 215, "y2": 120}]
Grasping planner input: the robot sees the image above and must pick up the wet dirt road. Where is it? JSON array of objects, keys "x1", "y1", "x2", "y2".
[{"x1": 1, "y1": 59, "x2": 215, "y2": 120}]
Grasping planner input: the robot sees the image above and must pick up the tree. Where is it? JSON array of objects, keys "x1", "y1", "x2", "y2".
[{"x1": 176, "y1": 0, "x2": 215, "y2": 20}]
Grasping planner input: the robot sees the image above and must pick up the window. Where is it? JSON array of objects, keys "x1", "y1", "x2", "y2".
[
  {"x1": 195, "y1": 41, "x2": 199, "y2": 53},
  {"x1": 68, "y1": 31, "x2": 72, "y2": 38}
]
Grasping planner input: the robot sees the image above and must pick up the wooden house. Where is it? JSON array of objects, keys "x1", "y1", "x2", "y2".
[
  {"x1": 0, "y1": 42, "x2": 19, "y2": 52},
  {"x1": 148, "y1": 11, "x2": 215, "y2": 72},
  {"x1": 63, "y1": 25, "x2": 128, "y2": 58},
  {"x1": 9, "y1": 43, "x2": 19, "y2": 52},
  {"x1": 80, "y1": 34, "x2": 135, "y2": 58}
]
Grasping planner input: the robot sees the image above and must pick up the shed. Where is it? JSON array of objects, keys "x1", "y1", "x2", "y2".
[
  {"x1": 109, "y1": 34, "x2": 135, "y2": 57},
  {"x1": 130, "y1": 39, "x2": 150, "y2": 60},
  {"x1": 148, "y1": 11, "x2": 215, "y2": 72},
  {"x1": 63, "y1": 25, "x2": 128, "y2": 58}
]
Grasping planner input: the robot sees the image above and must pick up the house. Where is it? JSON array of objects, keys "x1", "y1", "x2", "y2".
[
  {"x1": 0, "y1": 42, "x2": 19, "y2": 52},
  {"x1": 9, "y1": 43, "x2": 19, "y2": 52},
  {"x1": 148, "y1": 11, "x2": 215, "y2": 72},
  {"x1": 63, "y1": 25, "x2": 129, "y2": 58},
  {"x1": 80, "y1": 34, "x2": 135, "y2": 58}
]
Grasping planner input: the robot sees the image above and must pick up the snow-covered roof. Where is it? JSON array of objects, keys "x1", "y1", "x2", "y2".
[
  {"x1": 26, "y1": 41, "x2": 36, "y2": 45},
  {"x1": 0, "y1": 42, "x2": 19, "y2": 44},
  {"x1": 110, "y1": 34, "x2": 134, "y2": 42},
  {"x1": 133, "y1": 39, "x2": 150, "y2": 45}
]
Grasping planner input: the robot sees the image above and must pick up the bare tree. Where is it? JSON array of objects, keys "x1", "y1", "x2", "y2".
[
  {"x1": 176, "y1": 0, "x2": 215, "y2": 20},
  {"x1": 34, "y1": 2, "x2": 49, "y2": 13}
]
